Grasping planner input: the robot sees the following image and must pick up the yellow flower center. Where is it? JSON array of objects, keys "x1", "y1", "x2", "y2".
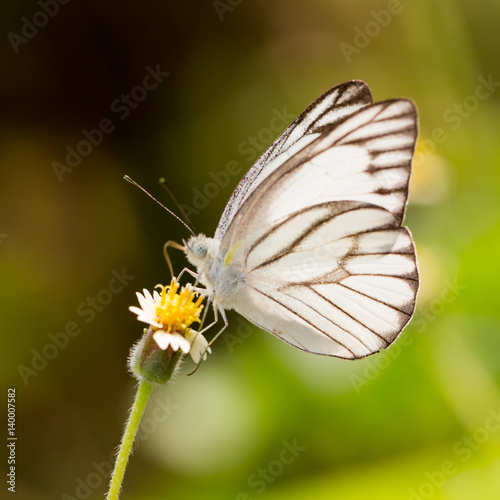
[{"x1": 154, "y1": 279, "x2": 204, "y2": 333}]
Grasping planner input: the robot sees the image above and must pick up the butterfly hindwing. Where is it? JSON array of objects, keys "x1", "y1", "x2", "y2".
[{"x1": 230, "y1": 201, "x2": 418, "y2": 358}]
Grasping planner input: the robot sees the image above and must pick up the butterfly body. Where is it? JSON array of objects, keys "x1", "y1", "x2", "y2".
[
  {"x1": 183, "y1": 81, "x2": 419, "y2": 359},
  {"x1": 185, "y1": 234, "x2": 247, "y2": 310}
]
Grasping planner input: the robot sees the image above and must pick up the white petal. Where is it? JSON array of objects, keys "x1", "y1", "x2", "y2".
[
  {"x1": 152, "y1": 331, "x2": 191, "y2": 354},
  {"x1": 135, "y1": 290, "x2": 146, "y2": 307},
  {"x1": 153, "y1": 331, "x2": 172, "y2": 350},
  {"x1": 136, "y1": 291, "x2": 151, "y2": 316},
  {"x1": 141, "y1": 289, "x2": 156, "y2": 316},
  {"x1": 186, "y1": 330, "x2": 211, "y2": 363},
  {"x1": 167, "y1": 334, "x2": 180, "y2": 350},
  {"x1": 129, "y1": 305, "x2": 145, "y2": 317},
  {"x1": 136, "y1": 315, "x2": 162, "y2": 328},
  {"x1": 171, "y1": 333, "x2": 191, "y2": 354}
]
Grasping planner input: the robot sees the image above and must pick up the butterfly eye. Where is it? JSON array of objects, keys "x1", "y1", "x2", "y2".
[{"x1": 192, "y1": 243, "x2": 207, "y2": 259}]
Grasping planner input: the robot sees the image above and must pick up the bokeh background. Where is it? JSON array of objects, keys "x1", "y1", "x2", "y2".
[{"x1": 2, "y1": 1, "x2": 500, "y2": 499}]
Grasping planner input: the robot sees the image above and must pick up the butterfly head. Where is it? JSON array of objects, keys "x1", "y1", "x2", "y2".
[{"x1": 184, "y1": 234, "x2": 218, "y2": 270}]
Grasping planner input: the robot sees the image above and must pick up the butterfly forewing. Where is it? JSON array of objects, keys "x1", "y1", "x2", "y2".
[
  {"x1": 215, "y1": 80, "x2": 374, "y2": 240},
  {"x1": 220, "y1": 98, "x2": 417, "y2": 256}
]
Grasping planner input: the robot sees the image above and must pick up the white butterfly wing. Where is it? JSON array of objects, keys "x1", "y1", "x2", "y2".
[
  {"x1": 221, "y1": 98, "x2": 417, "y2": 255},
  {"x1": 212, "y1": 88, "x2": 418, "y2": 358},
  {"x1": 226, "y1": 201, "x2": 417, "y2": 358},
  {"x1": 214, "y1": 80, "x2": 373, "y2": 240}
]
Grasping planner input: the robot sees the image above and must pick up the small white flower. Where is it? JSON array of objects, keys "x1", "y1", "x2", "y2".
[{"x1": 129, "y1": 279, "x2": 210, "y2": 363}]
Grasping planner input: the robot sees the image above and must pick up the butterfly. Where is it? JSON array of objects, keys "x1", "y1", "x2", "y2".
[{"x1": 183, "y1": 80, "x2": 419, "y2": 359}]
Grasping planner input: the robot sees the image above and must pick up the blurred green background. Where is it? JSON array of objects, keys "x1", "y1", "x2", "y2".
[{"x1": 2, "y1": 1, "x2": 500, "y2": 499}]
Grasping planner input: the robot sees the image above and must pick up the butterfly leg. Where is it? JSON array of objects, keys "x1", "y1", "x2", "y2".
[
  {"x1": 194, "y1": 293, "x2": 218, "y2": 336},
  {"x1": 196, "y1": 302, "x2": 228, "y2": 344},
  {"x1": 207, "y1": 304, "x2": 228, "y2": 347},
  {"x1": 177, "y1": 266, "x2": 199, "y2": 283},
  {"x1": 187, "y1": 303, "x2": 228, "y2": 376}
]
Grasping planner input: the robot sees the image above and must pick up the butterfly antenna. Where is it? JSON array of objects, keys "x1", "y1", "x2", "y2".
[
  {"x1": 124, "y1": 175, "x2": 195, "y2": 236},
  {"x1": 159, "y1": 177, "x2": 197, "y2": 234}
]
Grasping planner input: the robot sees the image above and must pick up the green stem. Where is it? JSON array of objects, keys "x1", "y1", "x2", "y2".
[{"x1": 107, "y1": 380, "x2": 154, "y2": 500}]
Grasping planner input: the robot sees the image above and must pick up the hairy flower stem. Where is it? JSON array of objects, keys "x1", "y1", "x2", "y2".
[{"x1": 107, "y1": 381, "x2": 154, "y2": 500}]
